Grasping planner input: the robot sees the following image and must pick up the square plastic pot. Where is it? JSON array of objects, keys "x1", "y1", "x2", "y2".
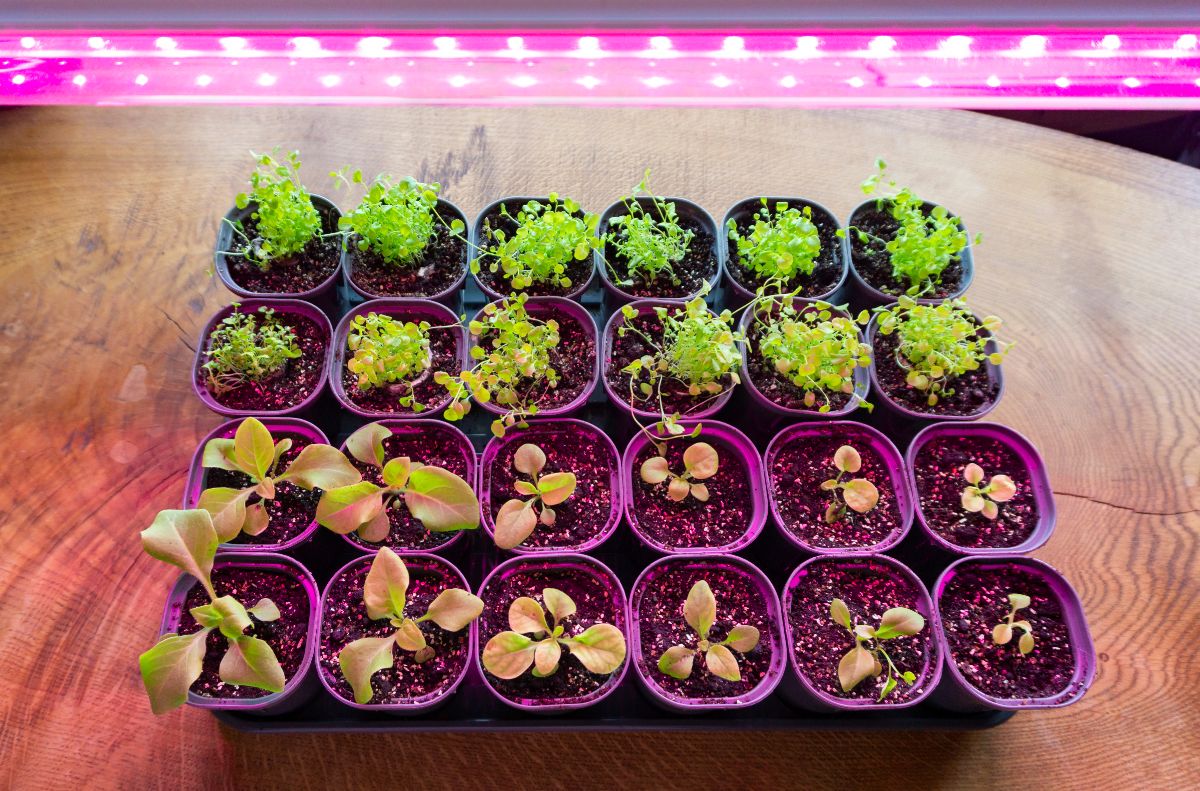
[
  {"x1": 155, "y1": 552, "x2": 320, "y2": 715},
  {"x1": 192, "y1": 298, "x2": 332, "y2": 418},
  {"x1": 906, "y1": 421, "x2": 1057, "y2": 556},
  {"x1": 629, "y1": 554, "x2": 785, "y2": 712},
  {"x1": 778, "y1": 553, "x2": 942, "y2": 712},
  {"x1": 621, "y1": 420, "x2": 767, "y2": 555},
  {"x1": 764, "y1": 421, "x2": 913, "y2": 555},
  {"x1": 931, "y1": 556, "x2": 1095, "y2": 711},
  {"x1": 479, "y1": 418, "x2": 622, "y2": 554},
  {"x1": 182, "y1": 416, "x2": 329, "y2": 554},
  {"x1": 317, "y1": 553, "x2": 476, "y2": 714},
  {"x1": 329, "y1": 298, "x2": 467, "y2": 419}
]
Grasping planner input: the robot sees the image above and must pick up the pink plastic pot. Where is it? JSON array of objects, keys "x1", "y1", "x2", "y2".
[
  {"x1": 595, "y1": 196, "x2": 720, "y2": 306},
  {"x1": 621, "y1": 420, "x2": 767, "y2": 555},
  {"x1": 317, "y1": 553, "x2": 476, "y2": 713},
  {"x1": 722, "y1": 196, "x2": 848, "y2": 307},
  {"x1": 329, "y1": 298, "x2": 467, "y2": 419},
  {"x1": 182, "y1": 416, "x2": 328, "y2": 554},
  {"x1": 475, "y1": 553, "x2": 629, "y2": 713},
  {"x1": 337, "y1": 419, "x2": 478, "y2": 556},
  {"x1": 469, "y1": 296, "x2": 599, "y2": 420},
  {"x1": 737, "y1": 297, "x2": 870, "y2": 419},
  {"x1": 906, "y1": 422, "x2": 1057, "y2": 556},
  {"x1": 479, "y1": 418, "x2": 622, "y2": 554},
  {"x1": 866, "y1": 302, "x2": 1004, "y2": 423},
  {"x1": 213, "y1": 193, "x2": 343, "y2": 303},
  {"x1": 932, "y1": 556, "x2": 1095, "y2": 711},
  {"x1": 155, "y1": 552, "x2": 320, "y2": 715},
  {"x1": 470, "y1": 196, "x2": 597, "y2": 301},
  {"x1": 192, "y1": 298, "x2": 332, "y2": 418},
  {"x1": 844, "y1": 197, "x2": 976, "y2": 309},
  {"x1": 602, "y1": 299, "x2": 736, "y2": 421},
  {"x1": 778, "y1": 553, "x2": 942, "y2": 712},
  {"x1": 764, "y1": 421, "x2": 913, "y2": 555},
  {"x1": 629, "y1": 554, "x2": 785, "y2": 712}
]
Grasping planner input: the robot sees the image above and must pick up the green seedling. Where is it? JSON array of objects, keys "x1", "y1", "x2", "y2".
[
  {"x1": 657, "y1": 580, "x2": 760, "y2": 682},
  {"x1": 471, "y1": 193, "x2": 601, "y2": 291},
  {"x1": 493, "y1": 443, "x2": 577, "y2": 550},
  {"x1": 604, "y1": 170, "x2": 693, "y2": 288},
  {"x1": 345, "y1": 312, "x2": 458, "y2": 411},
  {"x1": 820, "y1": 445, "x2": 880, "y2": 523},
  {"x1": 639, "y1": 441, "x2": 719, "y2": 504},
  {"x1": 482, "y1": 588, "x2": 626, "y2": 679},
  {"x1": 223, "y1": 149, "x2": 323, "y2": 269},
  {"x1": 830, "y1": 597, "x2": 925, "y2": 701},
  {"x1": 992, "y1": 593, "x2": 1035, "y2": 655},
  {"x1": 331, "y1": 169, "x2": 465, "y2": 266},
  {"x1": 202, "y1": 305, "x2": 302, "y2": 395},
  {"x1": 961, "y1": 462, "x2": 1017, "y2": 520},
  {"x1": 727, "y1": 199, "x2": 822, "y2": 288}
]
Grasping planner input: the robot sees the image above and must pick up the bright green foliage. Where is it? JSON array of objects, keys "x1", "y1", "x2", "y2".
[
  {"x1": 231, "y1": 150, "x2": 322, "y2": 269},
  {"x1": 346, "y1": 313, "x2": 436, "y2": 410},
  {"x1": 752, "y1": 298, "x2": 873, "y2": 413},
  {"x1": 605, "y1": 170, "x2": 693, "y2": 287},
  {"x1": 436, "y1": 294, "x2": 561, "y2": 438},
  {"x1": 726, "y1": 199, "x2": 821, "y2": 286},
  {"x1": 829, "y1": 597, "x2": 925, "y2": 701},
  {"x1": 332, "y1": 169, "x2": 465, "y2": 266},
  {"x1": 202, "y1": 306, "x2": 302, "y2": 394},
  {"x1": 873, "y1": 296, "x2": 1010, "y2": 407},
  {"x1": 471, "y1": 194, "x2": 601, "y2": 290}
]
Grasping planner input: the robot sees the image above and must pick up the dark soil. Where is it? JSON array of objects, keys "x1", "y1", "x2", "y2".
[
  {"x1": 475, "y1": 201, "x2": 594, "y2": 297},
  {"x1": 630, "y1": 437, "x2": 753, "y2": 550},
  {"x1": 913, "y1": 436, "x2": 1038, "y2": 549},
  {"x1": 346, "y1": 224, "x2": 468, "y2": 298},
  {"x1": 768, "y1": 430, "x2": 902, "y2": 549},
  {"x1": 727, "y1": 201, "x2": 842, "y2": 299},
  {"x1": 340, "y1": 323, "x2": 460, "y2": 415},
  {"x1": 177, "y1": 564, "x2": 311, "y2": 700},
  {"x1": 940, "y1": 566, "x2": 1077, "y2": 699},
  {"x1": 744, "y1": 307, "x2": 857, "y2": 412},
  {"x1": 479, "y1": 563, "x2": 625, "y2": 706},
  {"x1": 222, "y1": 201, "x2": 341, "y2": 294},
  {"x1": 871, "y1": 324, "x2": 999, "y2": 416},
  {"x1": 787, "y1": 558, "x2": 934, "y2": 704},
  {"x1": 202, "y1": 430, "x2": 320, "y2": 546},
  {"x1": 635, "y1": 563, "x2": 774, "y2": 701},
  {"x1": 477, "y1": 302, "x2": 595, "y2": 412},
  {"x1": 605, "y1": 311, "x2": 734, "y2": 417},
  {"x1": 319, "y1": 557, "x2": 471, "y2": 705},
  {"x1": 486, "y1": 423, "x2": 616, "y2": 550},
  {"x1": 849, "y1": 203, "x2": 966, "y2": 299},
  {"x1": 199, "y1": 310, "x2": 327, "y2": 412},
  {"x1": 601, "y1": 209, "x2": 717, "y2": 298},
  {"x1": 344, "y1": 428, "x2": 474, "y2": 552}
]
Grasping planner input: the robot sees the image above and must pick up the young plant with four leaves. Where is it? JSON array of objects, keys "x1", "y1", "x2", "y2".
[
  {"x1": 472, "y1": 194, "x2": 601, "y2": 291},
  {"x1": 657, "y1": 580, "x2": 761, "y2": 683},
  {"x1": 224, "y1": 150, "x2": 324, "y2": 269},
  {"x1": 202, "y1": 305, "x2": 302, "y2": 395},
  {"x1": 991, "y1": 593, "x2": 1035, "y2": 655},
  {"x1": 337, "y1": 547, "x2": 483, "y2": 704},
  {"x1": 493, "y1": 443, "x2": 577, "y2": 550},
  {"x1": 138, "y1": 509, "x2": 289, "y2": 714},
  {"x1": 727, "y1": 199, "x2": 822, "y2": 292},
  {"x1": 819, "y1": 445, "x2": 880, "y2": 524},
  {"x1": 331, "y1": 169, "x2": 465, "y2": 266},
  {"x1": 197, "y1": 417, "x2": 361, "y2": 542},
  {"x1": 829, "y1": 597, "x2": 925, "y2": 701},
  {"x1": 315, "y1": 422, "x2": 479, "y2": 542},
  {"x1": 345, "y1": 312, "x2": 458, "y2": 411},
  {"x1": 482, "y1": 588, "x2": 627, "y2": 680},
  {"x1": 961, "y1": 462, "x2": 1017, "y2": 520},
  {"x1": 604, "y1": 170, "x2": 694, "y2": 289},
  {"x1": 640, "y1": 441, "x2": 719, "y2": 504}
]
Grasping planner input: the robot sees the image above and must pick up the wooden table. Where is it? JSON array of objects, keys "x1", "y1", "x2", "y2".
[{"x1": 1, "y1": 107, "x2": 1196, "y2": 790}]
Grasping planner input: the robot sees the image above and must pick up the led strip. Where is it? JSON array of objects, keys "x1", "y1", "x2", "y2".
[{"x1": 1, "y1": 30, "x2": 1198, "y2": 107}]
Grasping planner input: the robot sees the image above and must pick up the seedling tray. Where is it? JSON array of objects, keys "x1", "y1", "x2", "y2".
[{"x1": 214, "y1": 277, "x2": 1014, "y2": 732}]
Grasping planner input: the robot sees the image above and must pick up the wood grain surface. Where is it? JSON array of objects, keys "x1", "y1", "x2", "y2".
[{"x1": 0, "y1": 107, "x2": 1196, "y2": 791}]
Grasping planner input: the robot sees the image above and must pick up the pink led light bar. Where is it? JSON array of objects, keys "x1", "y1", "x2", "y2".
[{"x1": 1, "y1": 30, "x2": 1198, "y2": 108}]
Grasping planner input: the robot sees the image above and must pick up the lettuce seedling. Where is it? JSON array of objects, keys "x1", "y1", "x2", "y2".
[
  {"x1": 437, "y1": 293, "x2": 561, "y2": 438},
  {"x1": 316, "y1": 422, "x2": 479, "y2": 541},
  {"x1": 726, "y1": 199, "x2": 822, "y2": 288},
  {"x1": 331, "y1": 169, "x2": 466, "y2": 266},
  {"x1": 198, "y1": 417, "x2": 361, "y2": 542},
  {"x1": 482, "y1": 588, "x2": 626, "y2": 679},
  {"x1": 992, "y1": 593, "x2": 1035, "y2": 655},
  {"x1": 658, "y1": 580, "x2": 760, "y2": 682},
  {"x1": 494, "y1": 443, "x2": 577, "y2": 550},
  {"x1": 138, "y1": 509, "x2": 288, "y2": 714},
  {"x1": 873, "y1": 296, "x2": 1010, "y2": 407},
  {"x1": 202, "y1": 305, "x2": 302, "y2": 395},
  {"x1": 472, "y1": 193, "x2": 601, "y2": 291},
  {"x1": 337, "y1": 547, "x2": 483, "y2": 703},
  {"x1": 640, "y1": 441, "x2": 719, "y2": 504},
  {"x1": 820, "y1": 445, "x2": 880, "y2": 523},
  {"x1": 830, "y1": 597, "x2": 925, "y2": 701},
  {"x1": 960, "y1": 462, "x2": 1017, "y2": 520},
  {"x1": 224, "y1": 150, "x2": 323, "y2": 269},
  {"x1": 345, "y1": 312, "x2": 459, "y2": 411},
  {"x1": 604, "y1": 170, "x2": 694, "y2": 288}
]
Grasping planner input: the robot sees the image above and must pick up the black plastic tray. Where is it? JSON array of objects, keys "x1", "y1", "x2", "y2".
[{"x1": 214, "y1": 274, "x2": 1014, "y2": 732}]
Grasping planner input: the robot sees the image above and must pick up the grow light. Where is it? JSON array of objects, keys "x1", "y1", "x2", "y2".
[{"x1": 0, "y1": 29, "x2": 1198, "y2": 108}]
